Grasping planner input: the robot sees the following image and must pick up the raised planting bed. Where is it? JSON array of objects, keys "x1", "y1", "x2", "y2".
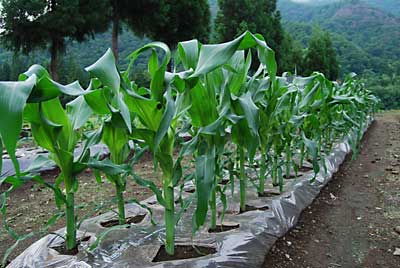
[{"x1": 7, "y1": 120, "x2": 372, "y2": 268}]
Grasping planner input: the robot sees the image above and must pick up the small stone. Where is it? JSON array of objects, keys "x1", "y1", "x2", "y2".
[
  {"x1": 357, "y1": 216, "x2": 362, "y2": 220},
  {"x1": 363, "y1": 175, "x2": 369, "y2": 178},
  {"x1": 394, "y1": 226, "x2": 400, "y2": 235},
  {"x1": 385, "y1": 167, "x2": 393, "y2": 171},
  {"x1": 392, "y1": 170, "x2": 399, "y2": 175},
  {"x1": 287, "y1": 241, "x2": 292, "y2": 246},
  {"x1": 285, "y1": 253, "x2": 290, "y2": 259},
  {"x1": 394, "y1": 248, "x2": 400, "y2": 256},
  {"x1": 314, "y1": 239, "x2": 320, "y2": 243}
]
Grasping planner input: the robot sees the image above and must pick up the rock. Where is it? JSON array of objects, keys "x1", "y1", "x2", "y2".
[
  {"x1": 394, "y1": 226, "x2": 400, "y2": 235},
  {"x1": 394, "y1": 248, "x2": 400, "y2": 256},
  {"x1": 363, "y1": 174, "x2": 369, "y2": 178},
  {"x1": 285, "y1": 253, "x2": 290, "y2": 259},
  {"x1": 392, "y1": 170, "x2": 399, "y2": 175},
  {"x1": 385, "y1": 167, "x2": 393, "y2": 171}
]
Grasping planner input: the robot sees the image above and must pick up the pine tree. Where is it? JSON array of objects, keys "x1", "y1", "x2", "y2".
[
  {"x1": 108, "y1": 0, "x2": 162, "y2": 61},
  {"x1": 214, "y1": 0, "x2": 283, "y2": 57},
  {"x1": 107, "y1": 0, "x2": 210, "y2": 61},
  {"x1": 305, "y1": 28, "x2": 340, "y2": 80},
  {"x1": 0, "y1": 0, "x2": 109, "y2": 80},
  {"x1": 144, "y1": 0, "x2": 211, "y2": 49}
]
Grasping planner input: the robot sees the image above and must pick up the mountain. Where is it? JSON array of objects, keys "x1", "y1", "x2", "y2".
[
  {"x1": 364, "y1": 0, "x2": 400, "y2": 16},
  {"x1": 281, "y1": 0, "x2": 400, "y2": 16},
  {"x1": 1, "y1": 0, "x2": 399, "y2": 82},
  {"x1": 278, "y1": 0, "x2": 400, "y2": 75}
]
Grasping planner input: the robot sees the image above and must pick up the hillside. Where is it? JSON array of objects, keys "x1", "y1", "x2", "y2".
[
  {"x1": 281, "y1": 0, "x2": 400, "y2": 16},
  {"x1": 278, "y1": 0, "x2": 400, "y2": 75},
  {"x1": 1, "y1": 0, "x2": 399, "y2": 82}
]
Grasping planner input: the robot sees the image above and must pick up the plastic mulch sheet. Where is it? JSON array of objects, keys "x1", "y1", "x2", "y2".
[{"x1": 7, "y1": 120, "x2": 372, "y2": 268}]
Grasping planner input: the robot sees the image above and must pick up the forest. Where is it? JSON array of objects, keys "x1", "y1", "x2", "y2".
[{"x1": 0, "y1": 0, "x2": 399, "y2": 109}]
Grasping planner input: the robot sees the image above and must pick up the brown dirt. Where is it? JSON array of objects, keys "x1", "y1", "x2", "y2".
[
  {"x1": 152, "y1": 245, "x2": 217, "y2": 262},
  {"x1": 263, "y1": 111, "x2": 400, "y2": 268},
  {"x1": 0, "y1": 152, "x2": 162, "y2": 263}
]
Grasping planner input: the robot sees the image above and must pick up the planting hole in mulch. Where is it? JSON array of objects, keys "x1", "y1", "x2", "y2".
[
  {"x1": 239, "y1": 204, "x2": 269, "y2": 214},
  {"x1": 51, "y1": 236, "x2": 91, "y2": 256},
  {"x1": 218, "y1": 178, "x2": 230, "y2": 185},
  {"x1": 208, "y1": 223, "x2": 240, "y2": 233},
  {"x1": 184, "y1": 188, "x2": 196, "y2": 193},
  {"x1": 299, "y1": 166, "x2": 313, "y2": 172},
  {"x1": 258, "y1": 190, "x2": 281, "y2": 198},
  {"x1": 283, "y1": 173, "x2": 298, "y2": 179},
  {"x1": 100, "y1": 214, "x2": 146, "y2": 228},
  {"x1": 152, "y1": 245, "x2": 216, "y2": 262}
]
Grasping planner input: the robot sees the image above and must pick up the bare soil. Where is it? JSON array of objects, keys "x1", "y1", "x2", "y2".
[
  {"x1": 0, "y1": 152, "x2": 162, "y2": 263},
  {"x1": 263, "y1": 111, "x2": 400, "y2": 268},
  {"x1": 152, "y1": 245, "x2": 217, "y2": 262},
  {"x1": 1, "y1": 112, "x2": 399, "y2": 267}
]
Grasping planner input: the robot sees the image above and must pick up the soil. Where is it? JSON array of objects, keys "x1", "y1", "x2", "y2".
[
  {"x1": 99, "y1": 214, "x2": 147, "y2": 228},
  {"x1": 263, "y1": 111, "x2": 400, "y2": 268},
  {"x1": 208, "y1": 223, "x2": 240, "y2": 233},
  {"x1": 1, "y1": 112, "x2": 399, "y2": 267},
  {"x1": 0, "y1": 151, "x2": 163, "y2": 263},
  {"x1": 152, "y1": 245, "x2": 217, "y2": 262}
]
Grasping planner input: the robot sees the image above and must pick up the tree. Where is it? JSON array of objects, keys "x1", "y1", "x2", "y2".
[
  {"x1": 0, "y1": 0, "x2": 109, "y2": 80},
  {"x1": 214, "y1": 0, "x2": 284, "y2": 64},
  {"x1": 108, "y1": 0, "x2": 162, "y2": 61},
  {"x1": 278, "y1": 32, "x2": 305, "y2": 74},
  {"x1": 304, "y1": 28, "x2": 340, "y2": 80},
  {"x1": 144, "y1": 0, "x2": 211, "y2": 49},
  {"x1": 107, "y1": 0, "x2": 210, "y2": 62}
]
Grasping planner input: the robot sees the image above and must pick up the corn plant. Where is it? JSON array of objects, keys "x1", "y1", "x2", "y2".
[
  {"x1": 0, "y1": 66, "x2": 93, "y2": 252},
  {"x1": 0, "y1": 31, "x2": 379, "y2": 262}
]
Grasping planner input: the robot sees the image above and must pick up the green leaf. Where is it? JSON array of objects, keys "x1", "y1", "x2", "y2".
[
  {"x1": 0, "y1": 76, "x2": 36, "y2": 175},
  {"x1": 66, "y1": 95, "x2": 93, "y2": 130},
  {"x1": 131, "y1": 173, "x2": 165, "y2": 207},
  {"x1": 238, "y1": 91, "x2": 259, "y2": 136},
  {"x1": 148, "y1": 49, "x2": 159, "y2": 77},
  {"x1": 192, "y1": 146, "x2": 216, "y2": 233},
  {"x1": 84, "y1": 87, "x2": 110, "y2": 115},
  {"x1": 188, "y1": 81, "x2": 218, "y2": 127},
  {"x1": 85, "y1": 48, "x2": 120, "y2": 92},
  {"x1": 178, "y1": 39, "x2": 199, "y2": 70},
  {"x1": 154, "y1": 89, "x2": 175, "y2": 153},
  {"x1": 124, "y1": 93, "x2": 162, "y2": 132},
  {"x1": 88, "y1": 159, "x2": 131, "y2": 176},
  {"x1": 25, "y1": 155, "x2": 55, "y2": 173}
]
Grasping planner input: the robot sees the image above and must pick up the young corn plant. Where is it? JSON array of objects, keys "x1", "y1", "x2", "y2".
[
  {"x1": 120, "y1": 43, "x2": 184, "y2": 255},
  {"x1": 83, "y1": 49, "x2": 137, "y2": 226},
  {"x1": 0, "y1": 65, "x2": 93, "y2": 252}
]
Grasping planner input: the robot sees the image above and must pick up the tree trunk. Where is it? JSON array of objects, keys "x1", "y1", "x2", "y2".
[
  {"x1": 112, "y1": 9, "x2": 119, "y2": 62},
  {"x1": 50, "y1": 38, "x2": 60, "y2": 81}
]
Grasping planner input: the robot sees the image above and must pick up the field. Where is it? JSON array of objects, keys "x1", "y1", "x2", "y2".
[
  {"x1": 0, "y1": 152, "x2": 161, "y2": 262},
  {"x1": 0, "y1": 31, "x2": 382, "y2": 267},
  {"x1": 1, "y1": 112, "x2": 399, "y2": 266},
  {"x1": 264, "y1": 111, "x2": 400, "y2": 267}
]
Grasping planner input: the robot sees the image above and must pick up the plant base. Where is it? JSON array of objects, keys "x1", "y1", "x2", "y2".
[{"x1": 152, "y1": 245, "x2": 216, "y2": 262}]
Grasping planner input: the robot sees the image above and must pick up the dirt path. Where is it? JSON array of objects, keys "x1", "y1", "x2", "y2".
[{"x1": 263, "y1": 112, "x2": 400, "y2": 268}]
